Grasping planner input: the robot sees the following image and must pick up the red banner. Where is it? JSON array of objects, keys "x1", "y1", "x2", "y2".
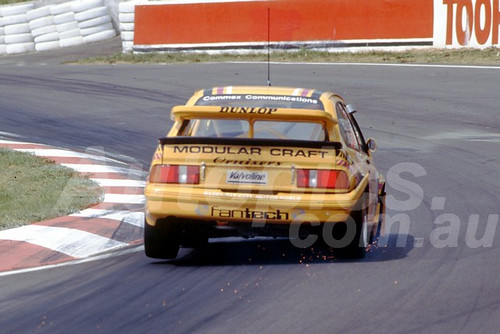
[{"x1": 134, "y1": 0, "x2": 433, "y2": 45}]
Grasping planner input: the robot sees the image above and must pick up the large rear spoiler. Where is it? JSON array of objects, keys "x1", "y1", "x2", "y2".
[
  {"x1": 159, "y1": 137, "x2": 342, "y2": 150},
  {"x1": 171, "y1": 105, "x2": 337, "y2": 127}
]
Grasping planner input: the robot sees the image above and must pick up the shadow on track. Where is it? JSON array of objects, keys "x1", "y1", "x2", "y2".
[{"x1": 149, "y1": 234, "x2": 414, "y2": 267}]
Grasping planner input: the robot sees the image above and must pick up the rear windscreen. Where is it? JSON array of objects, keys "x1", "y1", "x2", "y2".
[{"x1": 180, "y1": 119, "x2": 326, "y2": 141}]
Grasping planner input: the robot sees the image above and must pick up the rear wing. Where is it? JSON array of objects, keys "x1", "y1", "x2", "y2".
[
  {"x1": 158, "y1": 137, "x2": 342, "y2": 150},
  {"x1": 171, "y1": 105, "x2": 337, "y2": 127}
]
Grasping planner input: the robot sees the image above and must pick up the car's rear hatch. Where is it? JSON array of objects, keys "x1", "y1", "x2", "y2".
[{"x1": 156, "y1": 137, "x2": 349, "y2": 194}]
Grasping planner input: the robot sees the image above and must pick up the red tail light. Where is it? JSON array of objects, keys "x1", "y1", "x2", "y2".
[
  {"x1": 297, "y1": 169, "x2": 349, "y2": 189},
  {"x1": 149, "y1": 165, "x2": 199, "y2": 184}
]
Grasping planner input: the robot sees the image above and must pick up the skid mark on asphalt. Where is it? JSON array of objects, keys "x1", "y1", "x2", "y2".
[{"x1": 0, "y1": 140, "x2": 146, "y2": 273}]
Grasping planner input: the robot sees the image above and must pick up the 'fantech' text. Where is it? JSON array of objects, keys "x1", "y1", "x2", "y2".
[{"x1": 211, "y1": 206, "x2": 289, "y2": 221}]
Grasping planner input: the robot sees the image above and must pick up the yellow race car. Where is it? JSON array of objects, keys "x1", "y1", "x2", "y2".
[{"x1": 145, "y1": 86, "x2": 386, "y2": 259}]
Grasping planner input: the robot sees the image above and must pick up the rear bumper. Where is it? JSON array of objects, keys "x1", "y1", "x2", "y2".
[{"x1": 145, "y1": 178, "x2": 369, "y2": 227}]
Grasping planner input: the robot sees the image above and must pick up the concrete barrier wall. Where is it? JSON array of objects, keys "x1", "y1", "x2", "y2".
[
  {"x1": 2, "y1": 0, "x2": 499, "y2": 55},
  {"x1": 129, "y1": 0, "x2": 433, "y2": 52},
  {"x1": 122, "y1": 0, "x2": 500, "y2": 53}
]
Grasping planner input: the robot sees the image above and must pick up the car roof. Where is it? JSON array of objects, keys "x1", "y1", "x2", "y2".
[
  {"x1": 186, "y1": 85, "x2": 333, "y2": 108},
  {"x1": 176, "y1": 86, "x2": 347, "y2": 126},
  {"x1": 200, "y1": 86, "x2": 324, "y2": 98}
]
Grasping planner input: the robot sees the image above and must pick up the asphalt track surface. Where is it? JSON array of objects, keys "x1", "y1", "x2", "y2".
[{"x1": 1, "y1": 47, "x2": 500, "y2": 333}]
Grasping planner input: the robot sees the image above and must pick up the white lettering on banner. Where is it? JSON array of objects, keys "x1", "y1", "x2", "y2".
[{"x1": 435, "y1": 0, "x2": 500, "y2": 47}]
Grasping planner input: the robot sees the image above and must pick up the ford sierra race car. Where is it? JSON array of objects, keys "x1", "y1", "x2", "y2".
[{"x1": 144, "y1": 86, "x2": 386, "y2": 259}]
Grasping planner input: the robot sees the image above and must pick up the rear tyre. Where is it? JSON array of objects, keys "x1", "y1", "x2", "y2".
[
  {"x1": 144, "y1": 219, "x2": 180, "y2": 259},
  {"x1": 375, "y1": 192, "x2": 386, "y2": 241},
  {"x1": 330, "y1": 209, "x2": 368, "y2": 259}
]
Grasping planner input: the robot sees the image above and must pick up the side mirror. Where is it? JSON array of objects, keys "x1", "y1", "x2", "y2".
[
  {"x1": 346, "y1": 104, "x2": 357, "y2": 114},
  {"x1": 366, "y1": 138, "x2": 377, "y2": 152}
]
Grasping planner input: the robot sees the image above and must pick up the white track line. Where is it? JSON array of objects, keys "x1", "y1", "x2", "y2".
[
  {"x1": 0, "y1": 139, "x2": 35, "y2": 144},
  {"x1": 61, "y1": 163, "x2": 143, "y2": 177},
  {"x1": 0, "y1": 225, "x2": 127, "y2": 258},
  {"x1": 91, "y1": 178, "x2": 146, "y2": 187},
  {"x1": 0, "y1": 246, "x2": 145, "y2": 278},
  {"x1": 70, "y1": 209, "x2": 144, "y2": 227},
  {"x1": 103, "y1": 194, "x2": 145, "y2": 204},
  {"x1": 0, "y1": 132, "x2": 22, "y2": 139},
  {"x1": 231, "y1": 61, "x2": 500, "y2": 70},
  {"x1": 16, "y1": 148, "x2": 91, "y2": 157}
]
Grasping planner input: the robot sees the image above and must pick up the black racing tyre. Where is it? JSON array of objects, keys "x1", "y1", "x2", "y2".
[
  {"x1": 375, "y1": 192, "x2": 386, "y2": 241},
  {"x1": 144, "y1": 219, "x2": 180, "y2": 259},
  {"x1": 345, "y1": 209, "x2": 369, "y2": 258},
  {"x1": 325, "y1": 209, "x2": 368, "y2": 259}
]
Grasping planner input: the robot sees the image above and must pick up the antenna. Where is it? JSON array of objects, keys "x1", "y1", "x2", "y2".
[{"x1": 267, "y1": 7, "x2": 271, "y2": 86}]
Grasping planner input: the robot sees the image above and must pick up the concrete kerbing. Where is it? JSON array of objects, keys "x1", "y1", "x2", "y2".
[{"x1": 0, "y1": 139, "x2": 147, "y2": 273}]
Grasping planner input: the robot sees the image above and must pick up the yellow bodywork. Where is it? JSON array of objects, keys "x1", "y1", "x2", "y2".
[{"x1": 145, "y1": 86, "x2": 385, "y2": 238}]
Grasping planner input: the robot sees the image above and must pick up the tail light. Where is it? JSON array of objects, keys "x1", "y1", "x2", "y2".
[
  {"x1": 297, "y1": 169, "x2": 349, "y2": 190},
  {"x1": 149, "y1": 165, "x2": 200, "y2": 184}
]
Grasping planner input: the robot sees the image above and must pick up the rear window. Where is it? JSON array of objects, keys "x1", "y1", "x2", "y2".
[
  {"x1": 253, "y1": 121, "x2": 325, "y2": 141},
  {"x1": 181, "y1": 119, "x2": 249, "y2": 138},
  {"x1": 179, "y1": 119, "x2": 326, "y2": 141}
]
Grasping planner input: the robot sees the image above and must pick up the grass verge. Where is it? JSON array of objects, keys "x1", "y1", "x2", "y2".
[
  {"x1": 0, "y1": 148, "x2": 103, "y2": 230},
  {"x1": 75, "y1": 47, "x2": 500, "y2": 66}
]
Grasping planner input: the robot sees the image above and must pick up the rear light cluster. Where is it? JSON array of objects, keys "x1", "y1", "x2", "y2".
[
  {"x1": 297, "y1": 169, "x2": 349, "y2": 189},
  {"x1": 149, "y1": 165, "x2": 199, "y2": 184}
]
